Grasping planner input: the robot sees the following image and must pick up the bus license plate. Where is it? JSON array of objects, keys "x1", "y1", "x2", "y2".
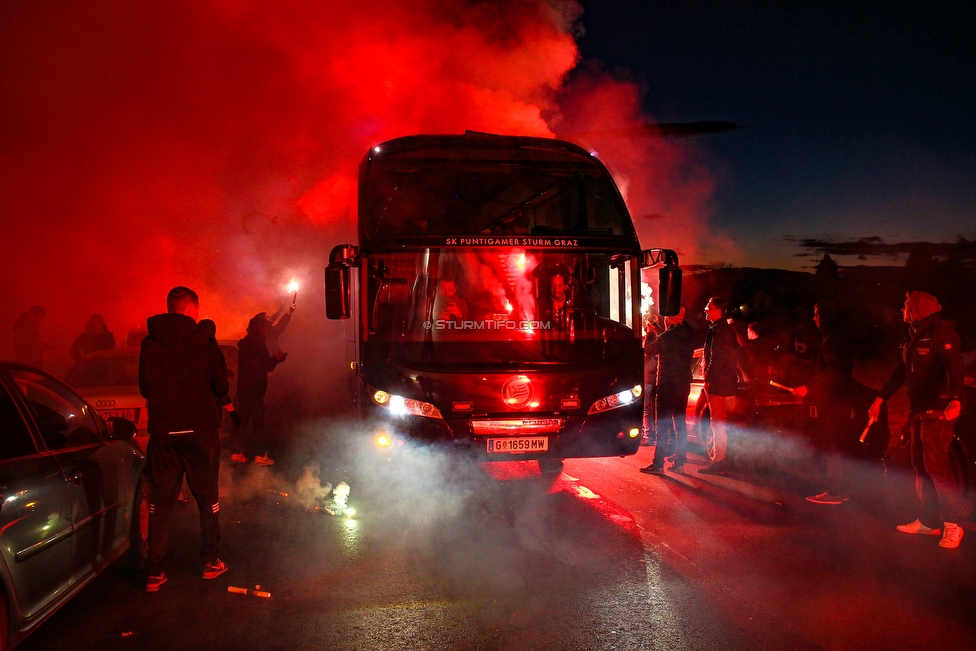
[
  {"x1": 101, "y1": 409, "x2": 135, "y2": 421},
  {"x1": 486, "y1": 437, "x2": 549, "y2": 453}
]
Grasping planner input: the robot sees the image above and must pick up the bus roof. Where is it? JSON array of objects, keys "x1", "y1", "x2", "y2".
[{"x1": 359, "y1": 132, "x2": 639, "y2": 248}]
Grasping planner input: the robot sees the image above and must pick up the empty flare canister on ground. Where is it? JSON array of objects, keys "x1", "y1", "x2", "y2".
[{"x1": 228, "y1": 586, "x2": 271, "y2": 598}]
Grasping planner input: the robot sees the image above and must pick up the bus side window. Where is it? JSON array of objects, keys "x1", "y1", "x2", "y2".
[
  {"x1": 9, "y1": 370, "x2": 103, "y2": 450},
  {"x1": 0, "y1": 382, "x2": 38, "y2": 460}
]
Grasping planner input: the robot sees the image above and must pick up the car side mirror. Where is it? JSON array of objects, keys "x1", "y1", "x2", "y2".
[{"x1": 106, "y1": 416, "x2": 137, "y2": 441}]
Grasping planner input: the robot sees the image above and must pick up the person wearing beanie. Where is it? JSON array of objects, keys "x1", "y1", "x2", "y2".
[{"x1": 868, "y1": 291, "x2": 965, "y2": 548}]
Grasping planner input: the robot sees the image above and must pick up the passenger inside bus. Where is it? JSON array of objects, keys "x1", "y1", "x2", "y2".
[
  {"x1": 433, "y1": 276, "x2": 468, "y2": 323},
  {"x1": 545, "y1": 272, "x2": 572, "y2": 331}
]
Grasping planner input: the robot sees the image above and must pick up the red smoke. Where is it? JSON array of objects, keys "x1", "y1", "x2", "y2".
[{"x1": 1, "y1": 1, "x2": 725, "y2": 390}]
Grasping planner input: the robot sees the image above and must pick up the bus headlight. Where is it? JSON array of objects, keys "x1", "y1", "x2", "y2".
[
  {"x1": 588, "y1": 385, "x2": 643, "y2": 415},
  {"x1": 370, "y1": 387, "x2": 444, "y2": 419}
]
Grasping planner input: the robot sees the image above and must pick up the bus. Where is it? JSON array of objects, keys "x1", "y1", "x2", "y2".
[{"x1": 325, "y1": 131, "x2": 681, "y2": 462}]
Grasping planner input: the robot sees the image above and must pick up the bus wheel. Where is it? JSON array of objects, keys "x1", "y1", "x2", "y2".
[{"x1": 539, "y1": 459, "x2": 564, "y2": 474}]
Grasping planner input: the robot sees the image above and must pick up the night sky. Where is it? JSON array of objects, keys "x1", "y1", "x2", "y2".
[{"x1": 577, "y1": 1, "x2": 976, "y2": 269}]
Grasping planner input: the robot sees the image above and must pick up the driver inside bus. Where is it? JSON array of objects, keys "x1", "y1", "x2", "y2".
[{"x1": 434, "y1": 276, "x2": 468, "y2": 323}]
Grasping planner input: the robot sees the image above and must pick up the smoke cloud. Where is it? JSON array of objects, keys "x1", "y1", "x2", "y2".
[{"x1": 1, "y1": 1, "x2": 726, "y2": 406}]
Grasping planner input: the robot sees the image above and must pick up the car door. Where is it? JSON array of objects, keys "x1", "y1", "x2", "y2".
[
  {"x1": 0, "y1": 369, "x2": 74, "y2": 622},
  {"x1": 6, "y1": 368, "x2": 127, "y2": 587}
]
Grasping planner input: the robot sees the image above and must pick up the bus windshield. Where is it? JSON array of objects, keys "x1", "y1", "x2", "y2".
[
  {"x1": 363, "y1": 166, "x2": 632, "y2": 239},
  {"x1": 366, "y1": 248, "x2": 639, "y2": 367}
]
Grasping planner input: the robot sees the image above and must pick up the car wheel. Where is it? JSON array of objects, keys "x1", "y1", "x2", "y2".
[{"x1": 699, "y1": 410, "x2": 716, "y2": 461}]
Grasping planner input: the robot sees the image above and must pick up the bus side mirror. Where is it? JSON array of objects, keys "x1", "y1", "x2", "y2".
[
  {"x1": 658, "y1": 266, "x2": 682, "y2": 317},
  {"x1": 325, "y1": 265, "x2": 351, "y2": 319}
]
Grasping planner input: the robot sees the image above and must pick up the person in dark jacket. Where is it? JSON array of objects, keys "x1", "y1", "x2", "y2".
[
  {"x1": 138, "y1": 286, "x2": 230, "y2": 591},
  {"x1": 13, "y1": 305, "x2": 48, "y2": 367},
  {"x1": 69, "y1": 314, "x2": 116, "y2": 360},
  {"x1": 231, "y1": 313, "x2": 287, "y2": 466},
  {"x1": 790, "y1": 301, "x2": 858, "y2": 504},
  {"x1": 641, "y1": 308, "x2": 696, "y2": 474},
  {"x1": 698, "y1": 297, "x2": 740, "y2": 475},
  {"x1": 868, "y1": 291, "x2": 965, "y2": 548}
]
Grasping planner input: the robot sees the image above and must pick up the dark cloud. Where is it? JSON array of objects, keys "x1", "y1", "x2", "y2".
[{"x1": 790, "y1": 236, "x2": 976, "y2": 263}]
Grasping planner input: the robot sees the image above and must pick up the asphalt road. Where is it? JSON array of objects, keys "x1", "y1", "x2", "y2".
[{"x1": 17, "y1": 428, "x2": 976, "y2": 651}]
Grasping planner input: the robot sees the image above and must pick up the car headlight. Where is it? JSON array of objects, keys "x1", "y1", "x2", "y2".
[
  {"x1": 588, "y1": 385, "x2": 642, "y2": 415},
  {"x1": 370, "y1": 388, "x2": 444, "y2": 419}
]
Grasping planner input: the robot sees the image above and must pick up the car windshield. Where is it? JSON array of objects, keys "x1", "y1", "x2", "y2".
[
  {"x1": 364, "y1": 165, "x2": 631, "y2": 239},
  {"x1": 66, "y1": 355, "x2": 139, "y2": 388},
  {"x1": 366, "y1": 248, "x2": 639, "y2": 367}
]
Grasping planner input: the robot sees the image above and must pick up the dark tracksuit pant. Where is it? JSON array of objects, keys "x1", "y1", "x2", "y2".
[
  {"x1": 235, "y1": 393, "x2": 267, "y2": 458},
  {"x1": 146, "y1": 430, "x2": 221, "y2": 575},
  {"x1": 912, "y1": 415, "x2": 966, "y2": 527},
  {"x1": 652, "y1": 383, "x2": 691, "y2": 466}
]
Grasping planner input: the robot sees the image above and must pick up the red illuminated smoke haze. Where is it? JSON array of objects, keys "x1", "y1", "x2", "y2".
[{"x1": 0, "y1": 1, "x2": 722, "y2": 365}]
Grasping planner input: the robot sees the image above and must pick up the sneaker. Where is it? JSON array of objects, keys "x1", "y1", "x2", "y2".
[
  {"x1": 697, "y1": 461, "x2": 727, "y2": 475},
  {"x1": 254, "y1": 453, "x2": 275, "y2": 466},
  {"x1": 640, "y1": 464, "x2": 665, "y2": 475},
  {"x1": 230, "y1": 453, "x2": 248, "y2": 463},
  {"x1": 145, "y1": 572, "x2": 168, "y2": 592},
  {"x1": 669, "y1": 463, "x2": 685, "y2": 474},
  {"x1": 202, "y1": 558, "x2": 229, "y2": 579},
  {"x1": 939, "y1": 522, "x2": 964, "y2": 549},
  {"x1": 895, "y1": 519, "x2": 942, "y2": 536},
  {"x1": 806, "y1": 491, "x2": 847, "y2": 505}
]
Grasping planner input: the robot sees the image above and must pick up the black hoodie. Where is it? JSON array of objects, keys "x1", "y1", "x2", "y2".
[
  {"x1": 236, "y1": 314, "x2": 280, "y2": 398},
  {"x1": 139, "y1": 313, "x2": 229, "y2": 436}
]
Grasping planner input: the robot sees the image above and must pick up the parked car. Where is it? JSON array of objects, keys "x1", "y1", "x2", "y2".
[
  {"x1": 64, "y1": 342, "x2": 239, "y2": 451},
  {"x1": 0, "y1": 361, "x2": 145, "y2": 650},
  {"x1": 685, "y1": 347, "x2": 890, "y2": 468}
]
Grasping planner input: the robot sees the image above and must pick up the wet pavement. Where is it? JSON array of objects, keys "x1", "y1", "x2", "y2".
[{"x1": 16, "y1": 429, "x2": 976, "y2": 651}]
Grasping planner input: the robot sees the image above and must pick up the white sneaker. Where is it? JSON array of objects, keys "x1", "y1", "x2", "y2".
[
  {"x1": 939, "y1": 522, "x2": 964, "y2": 549},
  {"x1": 230, "y1": 453, "x2": 248, "y2": 463},
  {"x1": 895, "y1": 519, "x2": 941, "y2": 536},
  {"x1": 254, "y1": 453, "x2": 275, "y2": 466}
]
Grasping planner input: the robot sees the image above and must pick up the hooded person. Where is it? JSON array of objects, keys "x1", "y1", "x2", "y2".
[
  {"x1": 869, "y1": 291, "x2": 965, "y2": 548},
  {"x1": 231, "y1": 313, "x2": 287, "y2": 466},
  {"x1": 69, "y1": 314, "x2": 116, "y2": 360},
  {"x1": 13, "y1": 305, "x2": 48, "y2": 367},
  {"x1": 138, "y1": 286, "x2": 230, "y2": 591}
]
